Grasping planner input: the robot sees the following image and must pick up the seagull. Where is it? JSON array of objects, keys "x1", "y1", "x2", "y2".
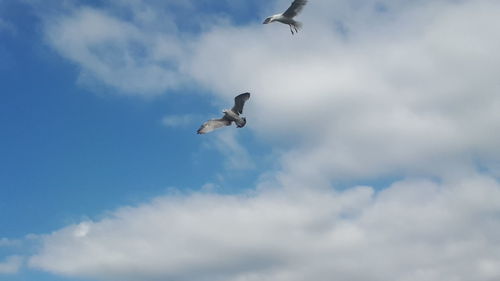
[
  {"x1": 263, "y1": 0, "x2": 308, "y2": 35},
  {"x1": 197, "y1": 93, "x2": 251, "y2": 134}
]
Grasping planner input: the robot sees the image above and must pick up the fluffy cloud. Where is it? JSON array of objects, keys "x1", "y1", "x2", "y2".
[
  {"x1": 29, "y1": 174, "x2": 500, "y2": 281},
  {"x1": 35, "y1": 0, "x2": 268, "y2": 96},
  {"x1": 42, "y1": 6, "x2": 186, "y2": 95},
  {"x1": 187, "y1": 0, "x2": 500, "y2": 183}
]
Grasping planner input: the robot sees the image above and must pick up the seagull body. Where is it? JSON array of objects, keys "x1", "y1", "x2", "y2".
[
  {"x1": 263, "y1": 0, "x2": 307, "y2": 35},
  {"x1": 197, "y1": 93, "x2": 250, "y2": 134}
]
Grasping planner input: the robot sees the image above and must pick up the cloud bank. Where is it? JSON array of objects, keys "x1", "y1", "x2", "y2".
[{"x1": 29, "y1": 176, "x2": 500, "y2": 281}]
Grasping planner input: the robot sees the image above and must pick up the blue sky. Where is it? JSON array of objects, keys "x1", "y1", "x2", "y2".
[{"x1": 2, "y1": 1, "x2": 500, "y2": 281}]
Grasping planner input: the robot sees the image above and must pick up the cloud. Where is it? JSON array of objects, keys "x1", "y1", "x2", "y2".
[
  {"x1": 161, "y1": 114, "x2": 197, "y2": 128},
  {"x1": 203, "y1": 129, "x2": 255, "y2": 171},
  {"x1": 41, "y1": 4, "x2": 186, "y2": 96},
  {"x1": 186, "y1": 0, "x2": 500, "y2": 183},
  {"x1": 0, "y1": 256, "x2": 22, "y2": 274},
  {"x1": 34, "y1": 0, "x2": 270, "y2": 96},
  {"x1": 0, "y1": 238, "x2": 20, "y2": 247},
  {"x1": 28, "y1": 174, "x2": 500, "y2": 281}
]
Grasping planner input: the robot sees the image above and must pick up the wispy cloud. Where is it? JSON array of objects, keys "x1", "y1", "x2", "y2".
[
  {"x1": 161, "y1": 114, "x2": 197, "y2": 128},
  {"x1": 0, "y1": 238, "x2": 21, "y2": 247},
  {"x1": 0, "y1": 256, "x2": 22, "y2": 274},
  {"x1": 0, "y1": 17, "x2": 16, "y2": 34},
  {"x1": 205, "y1": 129, "x2": 255, "y2": 170}
]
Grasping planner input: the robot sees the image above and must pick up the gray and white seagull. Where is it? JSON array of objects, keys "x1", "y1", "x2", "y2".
[
  {"x1": 197, "y1": 93, "x2": 251, "y2": 134},
  {"x1": 263, "y1": 0, "x2": 308, "y2": 35}
]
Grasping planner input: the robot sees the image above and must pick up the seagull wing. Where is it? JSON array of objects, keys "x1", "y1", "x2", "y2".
[
  {"x1": 283, "y1": 0, "x2": 307, "y2": 18},
  {"x1": 197, "y1": 118, "x2": 231, "y2": 134},
  {"x1": 231, "y1": 92, "x2": 251, "y2": 115}
]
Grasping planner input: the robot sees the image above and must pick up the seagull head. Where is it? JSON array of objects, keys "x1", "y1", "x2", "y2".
[
  {"x1": 263, "y1": 17, "x2": 273, "y2": 24},
  {"x1": 236, "y1": 117, "x2": 247, "y2": 128}
]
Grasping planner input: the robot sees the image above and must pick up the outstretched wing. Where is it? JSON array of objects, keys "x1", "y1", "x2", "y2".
[
  {"x1": 197, "y1": 118, "x2": 231, "y2": 134},
  {"x1": 231, "y1": 92, "x2": 251, "y2": 115},
  {"x1": 283, "y1": 0, "x2": 307, "y2": 18}
]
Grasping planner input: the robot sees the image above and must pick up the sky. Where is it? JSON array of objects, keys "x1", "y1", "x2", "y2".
[{"x1": 1, "y1": 0, "x2": 500, "y2": 280}]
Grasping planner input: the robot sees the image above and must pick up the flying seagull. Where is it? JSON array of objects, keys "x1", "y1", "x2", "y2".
[
  {"x1": 197, "y1": 93, "x2": 251, "y2": 134},
  {"x1": 263, "y1": 0, "x2": 308, "y2": 35}
]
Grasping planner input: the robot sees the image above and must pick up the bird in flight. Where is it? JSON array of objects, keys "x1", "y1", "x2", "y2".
[
  {"x1": 197, "y1": 93, "x2": 251, "y2": 134},
  {"x1": 263, "y1": 0, "x2": 308, "y2": 35}
]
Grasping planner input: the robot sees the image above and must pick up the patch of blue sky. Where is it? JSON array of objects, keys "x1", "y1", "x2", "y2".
[
  {"x1": 332, "y1": 175, "x2": 406, "y2": 193},
  {"x1": 44, "y1": 0, "x2": 267, "y2": 32}
]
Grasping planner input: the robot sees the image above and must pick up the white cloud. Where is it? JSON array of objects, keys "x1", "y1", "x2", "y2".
[
  {"x1": 42, "y1": 5, "x2": 186, "y2": 96},
  {"x1": 186, "y1": 0, "x2": 500, "y2": 183},
  {"x1": 35, "y1": 0, "x2": 268, "y2": 96},
  {"x1": 28, "y1": 174, "x2": 500, "y2": 281},
  {"x1": 0, "y1": 256, "x2": 22, "y2": 274}
]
